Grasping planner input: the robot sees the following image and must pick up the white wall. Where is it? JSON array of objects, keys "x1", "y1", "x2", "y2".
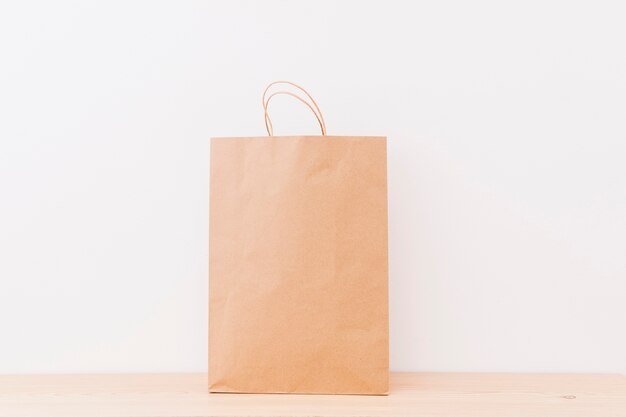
[{"x1": 1, "y1": 1, "x2": 625, "y2": 374}]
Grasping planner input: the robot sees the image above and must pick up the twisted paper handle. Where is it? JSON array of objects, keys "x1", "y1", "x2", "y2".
[{"x1": 262, "y1": 81, "x2": 327, "y2": 136}]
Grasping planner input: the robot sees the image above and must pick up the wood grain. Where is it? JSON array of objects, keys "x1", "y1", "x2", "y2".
[{"x1": 0, "y1": 372, "x2": 624, "y2": 417}]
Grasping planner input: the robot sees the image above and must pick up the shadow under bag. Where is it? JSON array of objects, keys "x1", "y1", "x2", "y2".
[{"x1": 209, "y1": 81, "x2": 388, "y2": 394}]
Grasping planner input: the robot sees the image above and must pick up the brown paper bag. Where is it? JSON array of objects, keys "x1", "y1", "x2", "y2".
[{"x1": 209, "y1": 82, "x2": 388, "y2": 395}]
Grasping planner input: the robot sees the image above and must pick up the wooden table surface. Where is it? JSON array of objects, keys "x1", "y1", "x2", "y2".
[{"x1": 0, "y1": 372, "x2": 624, "y2": 417}]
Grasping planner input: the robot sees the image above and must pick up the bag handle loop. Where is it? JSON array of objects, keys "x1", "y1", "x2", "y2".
[{"x1": 262, "y1": 81, "x2": 327, "y2": 136}]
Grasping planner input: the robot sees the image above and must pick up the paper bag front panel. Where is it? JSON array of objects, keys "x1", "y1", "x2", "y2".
[{"x1": 209, "y1": 136, "x2": 388, "y2": 394}]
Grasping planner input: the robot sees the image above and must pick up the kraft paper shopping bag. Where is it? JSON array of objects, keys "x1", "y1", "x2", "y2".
[{"x1": 209, "y1": 81, "x2": 388, "y2": 395}]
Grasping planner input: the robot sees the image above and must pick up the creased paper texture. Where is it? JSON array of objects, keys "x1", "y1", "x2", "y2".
[{"x1": 209, "y1": 136, "x2": 388, "y2": 395}]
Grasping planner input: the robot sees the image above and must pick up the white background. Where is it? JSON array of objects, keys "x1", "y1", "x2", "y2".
[{"x1": 1, "y1": 1, "x2": 625, "y2": 374}]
